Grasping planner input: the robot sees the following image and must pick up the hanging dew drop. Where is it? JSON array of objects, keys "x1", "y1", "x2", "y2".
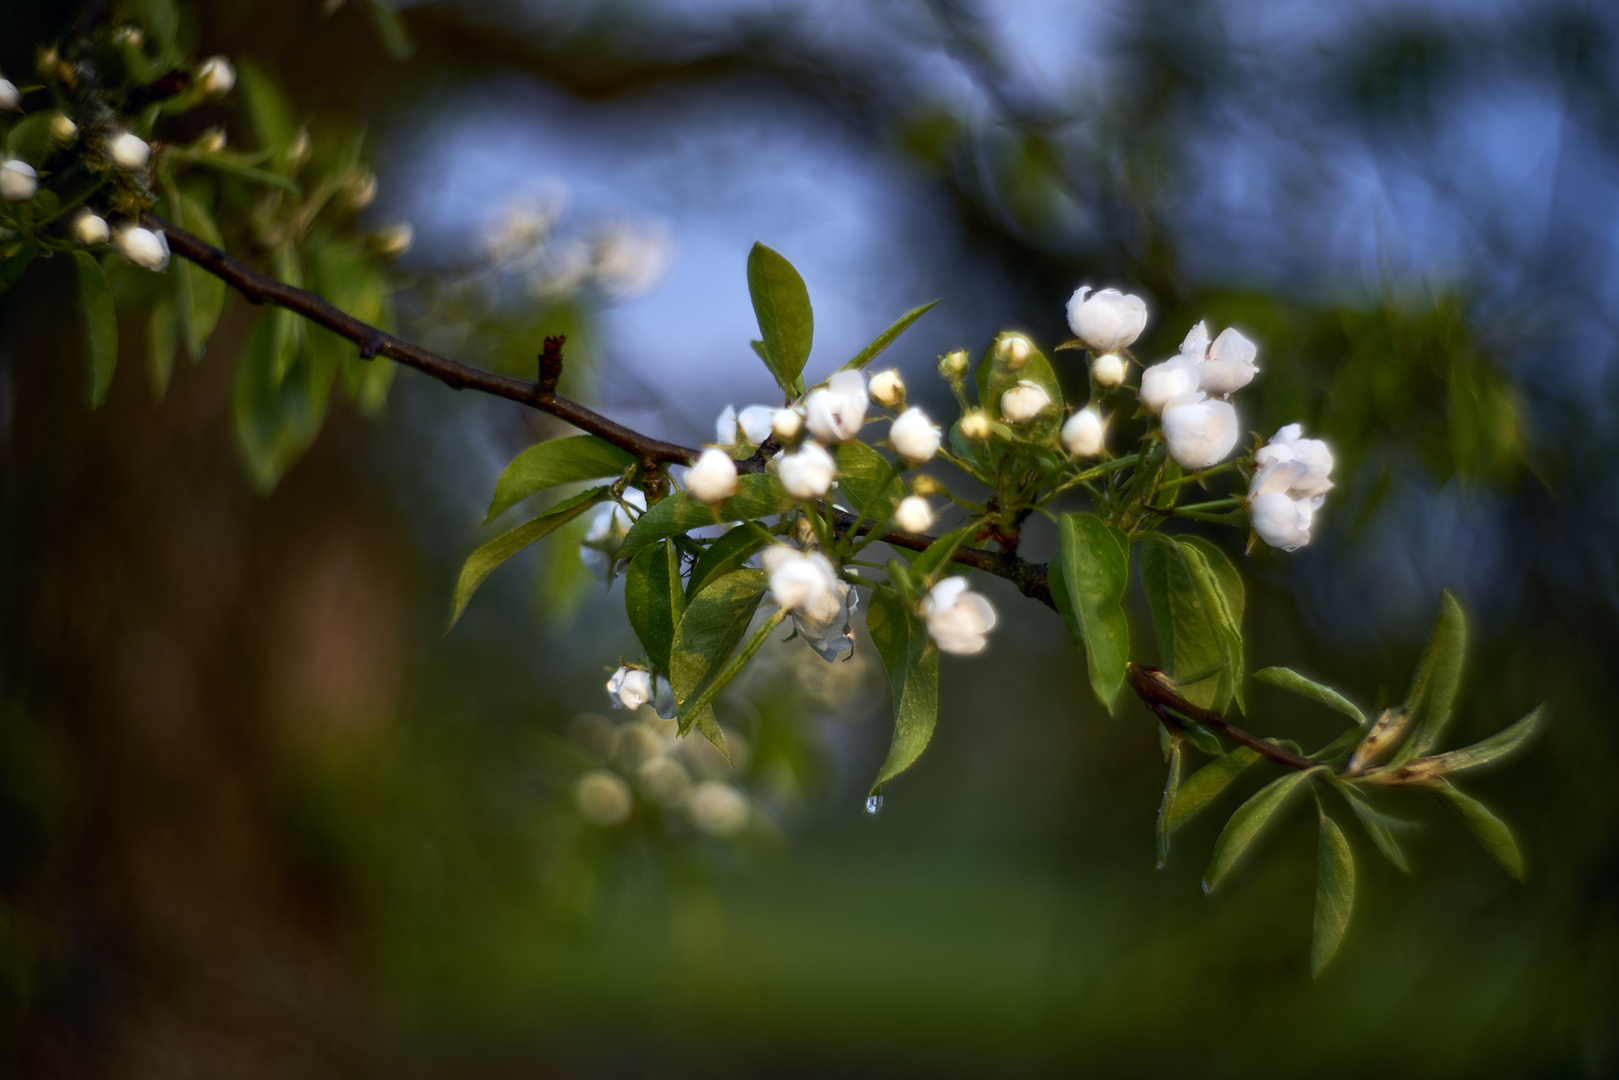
[{"x1": 865, "y1": 793, "x2": 884, "y2": 814}]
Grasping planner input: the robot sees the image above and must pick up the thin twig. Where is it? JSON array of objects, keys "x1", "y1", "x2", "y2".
[{"x1": 1125, "y1": 663, "x2": 1318, "y2": 772}]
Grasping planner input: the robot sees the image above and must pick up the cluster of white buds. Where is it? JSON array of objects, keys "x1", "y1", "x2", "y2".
[
  {"x1": 606, "y1": 665, "x2": 676, "y2": 719},
  {"x1": 763, "y1": 544, "x2": 857, "y2": 661},
  {"x1": 1248, "y1": 424, "x2": 1334, "y2": 550},
  {"x1": 0, "y1": 160, "x2": 37, "y2": 202},
  {"x1": 1139, "y1": 320, "x2": 1255, "y2": 470}
]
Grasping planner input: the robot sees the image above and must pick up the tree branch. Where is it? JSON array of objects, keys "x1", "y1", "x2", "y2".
[{"x1": 1125, "y1": 663, "x2": 1319, "y2": 772}]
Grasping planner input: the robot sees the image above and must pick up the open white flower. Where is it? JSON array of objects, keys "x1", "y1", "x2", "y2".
[
  {"x1": 1061, "y1": 406, "x2": 1105, "y2": 457},
  {"x1": 1000, "y1": 380, "x2": 1051, "y2": 422},
  {"x1": 869, "y1": 369, "x2": 905, "y2": 408},
  {"x1": 1199, "y1": 328, "x2": 1258, "y2": 396},
  {"x1": 1180, "y1": 320, "x2": 1211, "y2": 357},
  {"x1": 762, "y1": 545, "x2": 838, "y2": 613},
  {"x1": 1246, "y1": 423, "x2": 1334, "y2": 551},
  {"x1": 1139, "y1": 355, "x2": 1201, "y2": 414},
  {"x1": 889, "y1": 407, "x2": 941, "y2": 463},
  {"x1": 804, "y1": 370, "x2": 868, "y2": 443},
  {"x1": 115, "y1": 225, "x2": 170, "y2": 271},
  {"x1": 1066, "y1": 286, "x2": 1148, "y2": 353},
  {"x1": 109, "y1": 131, "x2": 150, "y2": 171},
  {"x1": 580, "y1": 489, "x2": 644, "y2": 580},
  {"x1": 1091, "y1": 353, "x2": 1126, "y2": 389},
  {"x1": 922, "y1": 576, "x2": 997, "y2": 655},
  {"x1": 687, "y1": 448, "x2": 738, "y2": 502},
  {"x1": 794, "y1": 574, "x2": 859, "y2": 661},
  {"x1": 0, "y1": 160, "x2": 37, "y2": 202},
  {"x1": 1253, "y1": 423, "x2": 1333, "y2": 499},
  {"x1": 1161, "y1": 395, "x2": 1239, "y2": 470},
  {"x1": 772, "y1": 407, "x2": 804, "y2": 441},
  {"x1": 1249, "y1": 489, "x2": 1317, "y2": 551},
  {"x1": 73, "y1": 211, "x2": 110, "y2": 245},
  {"x1": 894, "y1": 495, "x2": 934, "y2": 534},
  {"x1": 607, "y1": 666, "x2": 656, "y2": 711},
  {"x1": 779, "y1": 441, "x2": 835, "y2": 498}
]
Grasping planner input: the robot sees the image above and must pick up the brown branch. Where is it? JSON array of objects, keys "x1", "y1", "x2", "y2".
[{"x1": 1125, "y1": 663, "x2": 1319, "y2": 772}]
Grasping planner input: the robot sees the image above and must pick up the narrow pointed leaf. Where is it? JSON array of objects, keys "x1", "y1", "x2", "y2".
[
  {"x1": 625, "y1": 540, "x2": 687, "y2": 674},
  {"x1": 1332, "y1": 780, "x2": 1412, "y2": 872},
  {"x1": 1204, "y1": 767, "x2": 1321, "y2": 892},
  {"x1": 148, "y1": 290, "x2": 179, "y2": 400},
  {"x1": 620, "y1": 474, "x2": 795, "y2": 560},
  {"x1": 1140, "y1": 536, "x2": 1226, "y2": 711},
  {"x1": 905, "y1": 526, "x2": 971, "y2": 584},
  {"x1": 172, "y1": 186, "x2": 227, "y2": 361},
  {"x1": 866, "y1": 586, "x2": 941, "y2": 792},
  {"x1": 447, "y1": 487, "x2": 607, "y2": 630},
  {"x1": 1425, "y1": 778, "x2": 1526, "y2": 881},
  {"x1": 747, "y1": 242, "x2": 813, "y2": 392},
  {"x1": 669, "y1": 569, "x2": 768, "y2": 732},
  {"x1": 1255, "y1": 667, "x2": 1367, "y2": 728},
  {"x1": 1166, "y1": 747, "x2": 1261, "y2": 834},
  {"x1": 836, "y1": 299, "x2": 940, "y2": 373},
  {"x1": 1178, "y1": 537, "x2": 1245, "y2": 713},
  {"x1": 73, "y1": 252, "x2": 118, "y2": 407},
  {"x1": 1311, "y1": 809, "x2": 1355, "y2": 979},
  {"x1": 1053, "y1": 513, "x2": 1132, "y2": 711},
  {"x1": 485, "y1": 435, "x2": 638, "y2": 523},
  {"x1": 1156, "y1": 738, "x2": 1183, "y2": 869},
  {"x1": 1373, "y1": 705, "x2": 1545, "y2": 784},
  {"x1": 1392, "y1": 589, "x2": 1466, "y2": 763}
]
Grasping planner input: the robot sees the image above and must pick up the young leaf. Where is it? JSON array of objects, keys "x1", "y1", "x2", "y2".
[
  {"x1": 484, "y1": 436, "x2": 638, "y2": 524},
  {"x1": 1377, "y1": 705, "x2": 1545, "y2": 784},
  {"x1": 1254, "y1": 667, "x2": 1367, "y2": 728},
  {"x1": 446, "y1": 487, "x2": 607, "y2": 630},
  {"x1": 669, "y1": 568, "x2": 769, "y2": 733},
  {"x1": 835, "y1": 441, "x2": 904, "y2": 521},
  {"x1": 1156, "y1": 738, "x2": 1183, "y2": 869},
  {"x1": 1391, "y1": 589, "x2": 1467, "y2": 764},
  {"x1": 625, "y1": 540, "x2": 687, "y2": 674},
  {"x1": 1166, "y1": 747, "x2": 1262, "y2": 834},
  {"x1": 172, "y1": 187, "x2": 227, "y2": 361},
  {"x1": 73, "y1": 252, "x2": 118, "y2": 408},
  {"x1": 905, "y1": 526, "x2": 971, "y2": 584},
  {"x1": 1177, "y1": 537, "x2": 1246, "y2": 713},
  {"x1": 233, "y1": 307, "x2": 331, "y2": 491},
  {"x1": 688, "y1": 524, "x2": 771, "y2": 600},
  {"x1": 148, "y1": 290, "x2": 179, "y2": 400},
  {"x1": 1332, "y1": 780, "x2": 1413, "y2": 873},
  {"x1": 866, "y1": 586, "x2": 941, "y2": 792},
  {"x1": 1311, "y1": 808, "x2": 1356, "y2": 979},
  {"x1": 1425, "y1": 778, "x2": 1526, "y2": 881},
  {"x1": 1178, "y1": 720, "x2": 1225, "y2": 758},
  {"x1": 1204, "y1": 767, "x2": 1321, "y2": 892},
  {"x1": 747, "y1": 242, "x2": 813, "y2": 392},
  {"x1": 1053, "y1": 513, "x2": 1132, "y2": 711},
  {"x1": 835, "y1": 299, "x2": 941, "y2": 373},
  {"x1": 620, "y1": 474, "x2": 795, "y2": 560},
  {"x1": 1140, "y1": 536, "x2": 1227, "y2": 711}
]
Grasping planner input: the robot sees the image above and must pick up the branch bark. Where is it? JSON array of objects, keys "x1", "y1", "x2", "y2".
[{"x1": 1125, "y1": 662, "x2": 1319, "y2": 772}]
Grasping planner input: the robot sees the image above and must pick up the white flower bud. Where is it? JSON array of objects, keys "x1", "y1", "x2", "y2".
[
  {"x1": 715, "y1": 404, "x2": 738, "y2": 446},
  {"x1": 686, "y1": 447, "x2": 739, "y2": 503},
  {"x1": 779, "y1": 441, "x2": 836, "y2": 499},
  {"x1": 607, "y1": 666, "x2": 656, "y2": 711},
  {"x1": 771, "y1": 407, "x2": 803, "y2": 441},
  {"x1": 1091, "y1": 352, "x2": 1126, "y2": 389},
  {"x1": 894, "y1": 495, "x2": 934, "y2": 534},
  {"x1": 1061, "y1": 407, "x2": 1105, "y2": 458},
  {"x1": 938, "y1": 348, "x2": 968, "y2": 381},
  {"x1": 1180, "y1": 320, "x2": 1211, "y2": 357},
  {"x1": 72, "y1": 211, "x2": 110, "y2": 245},
  {"x1": 1139, "y1": 355, "x2": 1201, "y2": 414},
  {"x1": 737, "y1": 404, "x2": 776, "y2": 444},
  {"x1": 689, "y1": 781, "x2": 750, "y2": 836},
  {"x1": 196, "y1": 55, "x2": 236, "y2": 96},
  {"x1": 1253, "y1": 423, "x2": 1334, "y2": 499},
  {"x1": 1000, "y1": 380, "x2": 1052, "y2": 423},
  {"x1": 804, "y1": 370, "x2": 868, "y2": 443},
  {"x1": 868, "y1": 368, "x2": 905, "y2": 408},
  {"x1": 0, "y1": 160, "x2": 37, "y2": 202},
  {"x1": 1066, "y1": 286, "x2": 1148, "y2": 352},
  {"x1": 958, "y1": 411, "x2": 991, "y2": 439},
  {"x1": 1199, "y1": 327, "x2": 1258, "y2": 396},
  {"x1": 49, "y1": 113, "x2": 77, "y2": 144},
  {"x1": 198, "y1": 127, "x2": 227, "y2": 154},
  {"x1": 375, "y1": 221, "x2": 412, "y2": 258},
  {"x1": 109, "y1": 131, "x2": 149, "y2": 171},
  {"x1": 1249, "y1": 490, "x2": 1317, "y2": 552},
  {"x1": 0, "y1": 80, "x2": 18, "y2": 111},
  {"x1": 575, "y1": 769, "x2": 633, "y2": 826},
  {"x1": 889, "y1": 406, "x2": 941, "y2": 463},
  {"x1": 922, "y1": 576, "x2": 997, "y2": 655},
  {"x1": 115, "y1": 225, "x2": 170, "y2": 271},
  {"x1": 1161, "y1": 396, "x2": 1239, "y2": 470},
  {"x1": 998, "y1": 333, "x2": 1032, "y2": 366},
  {"x1": 763, "y1": 546, "x2": 836, "y2": 612}
]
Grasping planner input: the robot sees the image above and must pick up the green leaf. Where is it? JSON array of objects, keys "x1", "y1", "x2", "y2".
[
  {"x1": 747, "y1": 242, "x2": 813, "y2": 393},
  {"x1": 688, "y1": 524, "x2": 771, "y2": 600},
  {"x1": 1177, "y1": 537, "x2": 1246, "y2": 713},
  {"x1": 1166, "y1": 747, "x2": 1262, "y2": 834},
  {"x1": 905, "y1": 526, "x2": 971, "y2": 584},
  {"x1": 446, "y1": 487, "x2": 607, "y2": 631},
  {"x1": 1311, "y1": 808, "x2": 1355, "y2": 979},
  {"x1": 1204, "y1": 767, "x2": 1321, "y2": 892},
  {"x1": 1053, "y1": 513, "x2": 1131, "y2": 712},
  {"x1": 232, "y1": 306, "x2": 332, "y2": 491},
  {"x1": 836, "y1": 299, "x2": 940, "y2": 373},
  {"x1": 975, "y1": 334, "x2": 1063, "y2": 418},
  {"x1": 620, "y1": 474, "x2": 796, "y2": 560},
  {"x1": 305, "y1": 238, "x2": 394, "y2": 408},
  {"x1": 1140, "y1": 536, "x2": 1228, "y2": 711},
  {"x1": 1391, "y1": 590, "x2": 1467, "y2": 764},
  {"x1": 1391, "y1": 705, "x2": 1544, "y2": 783},
  {"x1": 1254, "y1": 667, "x2": 1367, "y2": 728},
  {"x1": 1425, "y1": 778, "x2": 1525, "y2": 881},
  {"x1": 1, "y1": 241, "x2": 38, "y2": 296},
  {"x1": 1332, "y1": 781, "x2": 1412, "y2": 873},
  {"x1": 237, "y1": 59, "x2": 299, "y2": 169},
  {"x1": 1178, "y1": 721, "x2": 1225, "y2": 758},
  {"x1": 1156, "y1": 738, "x2": 1183, "y2": 869},
  {"x1": 484, "y1": 436, "x2": 638, "y2": 524},
  {"x1": 835, "y1": 441, "x2": 903, "y2": 522},
  {"x1": 866, "y1": 586, "x2": 941, "y2": 792},
  {"x1": 148, "y1": 289, "x2": 179, "y2": 400},
  {"x1": 73, "y1": 252, "x2": 118, "y2": 408},
  {"x1": 171, "y1": 186, "x2": 227, "y2": 362},
  {"x1": 625, "y1": 540, "x2": 686, "y2": 674},
  {"x1": 669, "y1": 568, "x2": 769, "y2": 732}
]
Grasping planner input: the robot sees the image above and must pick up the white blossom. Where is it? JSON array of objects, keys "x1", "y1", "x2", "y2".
[
  {"x1": 958, "y1": 411, "x2": 992, "y2": 439},
  {"x1": 196, "y1": 55, "x2": 236, "y2": 96},
  {"x1": 889, "y1": 407, "x2": 941, "y2": 463},
  {"x1": 790, "y1": 569, "x2": 859, "y2": 661},
  {"x1": 771, "y1": 407, "x2": 803, "y2": 441},
  {"x1": 715, "y1": 404, "x2": 738, "y2": 446},
  {"x1": 1200, "y1": 328, "x2": 1258, "y2": 396},
  {"x1": 1139, "y1": 355, "x2": 1202, "y2": 414},
  {"x1": 109, "y1": 131, "x2": 150, "y2": 171},
  {"x1": 1180, "y1": 320, "x2": 1211, "y2": 356},
  {"x1": 1091, "y1": 353, "x2": 1126, "y2": 389},
  {"x1": 1249, "y1": 490, "x2": 1317, "y2": 552},
  {"x1": 72, "y1": 211, "x2": 110, "y2": 246},
  {"x1": 575, "y1": 770, "x2": 633, "y2": 826},
  {"x1": 804, "y1": 370, "x2": 868, "y2": 443},
  {"x1": 894, "y1": 495, "x2": 934, "y2": 533},
  {"x1": 580, "y1": 489, "x2": 644, "y2": 580},
  {"x1": 0, "y1": 80, "x2": 18, "y2": 111},
  {"x1": 0, "y1": 160, "x2": 37, "y2": 202},
  {"x1": 1000, "y1": 380, "x2": 1052, "y2": 422},
  {"x1": 998, "y1": 333, "x2": 1032, "y2": 366},
  {"x1": 1061, "y1": 407, "x2": 1105, "y2": 458},
  {"x1": 1066, "y1": 286, "x2": 1148, "y2": 352},
  {"x1": 607, "y1": 666, "x2": 656, "y2": 711},
  {"x1": 922, "y1": 576, "x2": 997, "y2": 655},
  {"x1": 869, "y1": 369, "x2": 905, "y2": 408},
  {"x1": 1253, "y1": 423, "x2": 1334, "y2": 499},
  {"x1": 1246, "y1": 423, "x2": 1334, "y2": 551},
  {"x1": 738, "y1": 404, "x2": 776, "y2": 444},
  {"x1": 779, "y1": 441, "x2": 835, "y2": 498},
  {"x1": 687, "y1": 448, "x2": 739, "y2": 503},
  {"x1": 763, "y1": 545, "x2": 837, "y2": 612},
  {"x1": 115, "y1": 225, "x2": 170, "y2": 271},
  {"x1": 49, "y1": 113, "x2": 77, "y2": 143},
  {"x1": 688, "y1": 781, "x2": 750, "y2": 836},
  {"x1": 1161, "y1": 395, "x2": 1239, "y2": 470}
]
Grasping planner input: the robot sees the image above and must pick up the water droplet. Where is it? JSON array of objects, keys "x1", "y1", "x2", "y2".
[{"x1": 865, "y1": 793, "x2": 884, "y2": 814}]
